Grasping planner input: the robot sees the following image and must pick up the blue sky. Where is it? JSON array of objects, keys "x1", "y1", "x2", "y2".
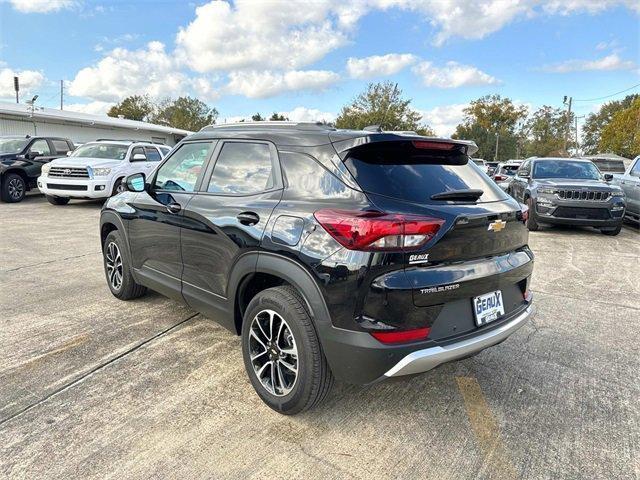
[{"x1": 0, "y1": 0, "x2": 638, "y2": 135}]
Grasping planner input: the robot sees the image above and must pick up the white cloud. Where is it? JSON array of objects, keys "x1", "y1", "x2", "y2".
[
  {"x1": 281, "y1": 106, "x2": 336, "y2": 123},
  {"x1": 542, "y1": 53, "x2": 636, "y2": 73},
  {"x1": 9, "y1": 0, "x2": 76, "y2": 13},
  {"x1": 413, "y1": 61, "x2": 499, "y2": 88},
  {"x1": 418, "y1": 103, "x2": 468, "y2": 137},
  {"x1": 0, "y1": 67, "x2": 45, "y2": 99},
  {"x1": 225, "y1": 70, "x2": 340, "y2": 99},
  {"x1": 68, "y1": 42, "x2": 199, "y2": 102},
  {"x1": 64, "y1": 101, "x2": 113, "y2": 115},
  {"x1": 175, "y1": 0, "x2": 353, "y2": 72},
  {"x1": 346, "y1": 54, "x2": 417, "y2": 79}
]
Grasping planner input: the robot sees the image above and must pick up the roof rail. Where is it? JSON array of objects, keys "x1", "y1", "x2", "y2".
[
  {"x1": 199, "y1": 121, "x2": 335, "y2": 132},
  {"x1": 363, "y1": 125, "x2": 382, "y2": 132}
]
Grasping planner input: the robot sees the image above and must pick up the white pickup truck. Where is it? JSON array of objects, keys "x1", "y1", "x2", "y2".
[
  {"x1": 38, "y1": 140, "x2": 170, "y2": 205},
  {"x1": 613, "y1": 155, "x2": 640, "y2": 223}
]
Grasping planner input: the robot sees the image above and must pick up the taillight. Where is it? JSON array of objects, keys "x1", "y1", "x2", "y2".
[
  {"x1": 494, "y1": 174, "x2": 506, "y2": 181},
  {"x1": 314, "y1": 209, "x2": 444, "y2": 251},
  {"x1": 371, "y1": 327, "x2": 431, "y2": 344}
]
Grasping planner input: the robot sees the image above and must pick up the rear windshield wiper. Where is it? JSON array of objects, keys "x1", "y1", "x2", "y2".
[{"x1": 430, "y1": 189, "x2": 484, "y2": 201}]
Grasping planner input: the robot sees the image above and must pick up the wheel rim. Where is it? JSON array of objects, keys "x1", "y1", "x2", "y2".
[
  {"x1": 8, "y1": 178, "x2": 24, "y2": 200},
  {"x1": 105, "y1": 241, "x2": 123, "y2": 291},
  {"x1": 248, "y1": 309, "x2": 298, "y2": 397},
  {"x1": 116, "y1": 182, "x2": 126, "y2": 193}
]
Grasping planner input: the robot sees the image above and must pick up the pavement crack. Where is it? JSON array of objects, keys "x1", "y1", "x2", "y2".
[
  {"x1": 2, "y1": 252, "x2": 101, "y2": 273},
  {"x1": 0, "y1": 313, "x2": 199, "y2": 429}
]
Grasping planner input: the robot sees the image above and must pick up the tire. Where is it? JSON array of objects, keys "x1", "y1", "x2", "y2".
[
  {"x1": 103, "y1": 230, "x2": 147, "y2": 300},
  {"x1": 526, "y1": 197, "x2": 539, "y2": 231},
  {"x1": 1, "y1": 173, "x2": 26, "y2": 203},
  {"x1": 111, "y1": 177, "x2": 126, "y2": 196},
  {"x1": 241, "y1": 285, "x2": 334, "y2": 415},
  {"x1": 45, "y1": 195, "x2": 70, "y2": 205},
  {"x1": 600, "y1": 225, "x2": 622, "y2": 236}
]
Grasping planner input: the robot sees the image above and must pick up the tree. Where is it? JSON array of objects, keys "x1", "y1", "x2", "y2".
[
  {"x1": 521, "y1": 105, "x2": 573, "y2": 158},
  {"x1": 452, "y1": 95, "x2": 528, "y2": 161},
  {"x1": 269, "y1": 112, "x2": 288, "y2": 121},
  {"x1": 107, "y1": 95, "x2": 154, "y2": 122},
  {"x1": 153, "y1": 96, "x2": 217, "y2": 131},
  {"x1": 599, "y1": 98, "x2": 640, "y2": 158},
  {"x1": 251, "y1": 113, "x2": 265, "y2": 121},
  {"x1": 582, "y1": 94, "x2": 638, "y2": 154},
  {"x1": 335, "y1": 82, "x2": 433, "y2": 135}
]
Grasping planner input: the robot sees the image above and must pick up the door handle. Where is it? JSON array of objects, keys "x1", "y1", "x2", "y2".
[
  {"x1": 237, "y1": 211, "x2": 260, "y2": 226},
  {"x1": 166, "y1": 202, "x2": 181, "y2": 214}
]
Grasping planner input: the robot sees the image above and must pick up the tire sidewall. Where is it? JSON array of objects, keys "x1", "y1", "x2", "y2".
[
  {"x1": 103, "y1": 230, "x2": 131, "y2": 297},
  {"x1": 241, "y1": 289, "x2": 317, "y2": 414},
  {"x1": 3, "y1": 173, "x2": 26, "y2": 203}
]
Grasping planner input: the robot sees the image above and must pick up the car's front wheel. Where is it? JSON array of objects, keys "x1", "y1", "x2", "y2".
[
  {"x1": 45, "y1": 195, "x2": 70, "y2": 205},
  {"x1": 600, "y1": 225, "x2": 622, "y2": 236},
  {"x1": 1, "y1": 173, "x2": 26, "y2": 203},
  {"x1": 526, "y1": 197, "x2": 539, "y2": 231},
  {"x1": 103, "y1": 230, "x2": 147, "y2": 300},
  {"x1": 241, "y1": 286, "x2": 333, "y2": 415}
]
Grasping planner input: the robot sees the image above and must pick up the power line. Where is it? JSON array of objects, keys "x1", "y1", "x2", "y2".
[{"x1": 573, "y1": 83, "x2": 640, "y2": 102}]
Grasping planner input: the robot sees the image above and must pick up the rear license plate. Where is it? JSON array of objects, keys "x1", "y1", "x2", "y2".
[{"x1": 473, "y1": 290, "x2": 505, "y2": 326}]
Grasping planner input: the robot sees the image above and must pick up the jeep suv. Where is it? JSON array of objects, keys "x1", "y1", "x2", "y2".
[
  {"x1": 100, "y1": 123, "x2": 534, "y2": 414},
  {"x1": 0, "y1": 135, "x2": 74, "y2": 203},
  {"x1": 37, "y1": 140, "x2": 167, "y2": 205},
  {"x1": 509, "y1": 157, "x2": 626, "y2": 235}
]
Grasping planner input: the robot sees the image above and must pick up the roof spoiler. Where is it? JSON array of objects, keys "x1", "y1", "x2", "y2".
[{"x1": 330, "y1": 132, "x2": 478, "y2": 157}]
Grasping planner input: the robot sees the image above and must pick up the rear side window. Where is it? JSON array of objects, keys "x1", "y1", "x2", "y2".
[
  {"x1": 343, "y1": 142, "x2": 507, "y2": 203},
  {"x1": 52, "y1": 140, "x2": 71, "y2": 154},
  {"x1": 207, "y1": 142, "x2": 275, "y2": 195}
]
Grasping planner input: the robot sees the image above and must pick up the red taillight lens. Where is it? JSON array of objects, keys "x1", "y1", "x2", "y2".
[
  {"x1": 314, "y1": 209, "x2": 444, "y2": 251},
  {"x1": 412, "y1": 140, "x2": 456, "y2": 150},
  {"x1": 371, "y1": 327, "x2": 431, "y2": 344},
  {"x1": 494, "y1": 174, "x2": 506, "y2": 181}
]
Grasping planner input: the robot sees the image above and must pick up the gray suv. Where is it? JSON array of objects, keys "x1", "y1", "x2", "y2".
[{"x1": 510, "y1": 157, "x2": 626, "y2": 235}]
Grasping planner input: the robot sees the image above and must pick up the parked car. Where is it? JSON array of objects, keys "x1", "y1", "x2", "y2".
[
  {"x1": 471, "y1": 158, "x2": 489, "y2": 174},
  {"x1": 486, "y1": 161, "x2": 500, "y2": 176},
  {"x1": 0, "y1": 135, "x2": 74, "y2": 203},
  {"x1": 493, "y1": 161, "x2": 523, "y2": 192},
  {"x1": 612, "y1": 155, "x2": 639, "y2": 223},
  {"x1": 100, "y1": 123, "x2": 534, "y2": 414},
  {"x1": 584, "y1": 154, "x2": 630, "y2": 174},
  {"x1": 37, "y1": 140, "x2": 167, "y2": 205},
  {"x1": 509, "y1": 157, "x2": 626, "y2": 235}
]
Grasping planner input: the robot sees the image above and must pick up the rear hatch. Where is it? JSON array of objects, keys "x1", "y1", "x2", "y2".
[{"x1": 333, "y1": 137, "x2": 531, "y2": 325}]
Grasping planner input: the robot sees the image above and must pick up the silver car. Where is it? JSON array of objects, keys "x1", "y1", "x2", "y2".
[{"x1": 613, "y1": 155, "x2": 640, "y2": 223}]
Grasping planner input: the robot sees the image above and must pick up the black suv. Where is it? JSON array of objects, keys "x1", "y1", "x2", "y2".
[
  {"x1": 100, "y1": 123, "x2": 534, "y2": 414},
  {"x1": 0, "y1": 135, "x2": 75, "y2": 202},
  {"x1": 509, "y1": 157, "x2": 626, "y2": 235}
]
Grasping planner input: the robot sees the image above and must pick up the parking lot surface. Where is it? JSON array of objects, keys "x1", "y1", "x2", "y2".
[{"x1": 1, "y1": 194, "x2": 638, "y2": 479}]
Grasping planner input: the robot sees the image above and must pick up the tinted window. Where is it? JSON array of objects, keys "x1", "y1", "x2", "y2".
[
  {"x1": 30, "y1": 139, "x2": 51, "y2": 155},
  {"x1": 0, "y1": 138, "x2": 28, "y2": 154},
  {"x1": 500, "y1": 165, "x2": 520, "y2": 175},
  {"x1": 344, "y1": 143, "x2": 506, "y2": 203},
  {"x1": 280, "y1": 151, "x2": 352, "y2": 200},
  {"x1": 145, "y1": 147, "x2": 162, "y2": 162},
  {"x1": 207, "y1": 142, "x2": 274, "y2": 195},
  {"x1": 52, "y1": 140, "x2": 71, "y2": 154},
  {"x1": 154, "y1": 142, "x2": 213, "y2": 192},
  {"x1": 533, "y1": 160, "x2": 600, "y2": 180}
]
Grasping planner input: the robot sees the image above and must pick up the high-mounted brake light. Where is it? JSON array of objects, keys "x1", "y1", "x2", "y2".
[
  {"x1": 313, "y1": 209, "x2": 444, "y2": 251},
  {"x1": 371, "y1": 327, "x2": 431, "y2": 344},
  {"x1": 412, "y1": 140, "x2": 456, "y2": 151}
]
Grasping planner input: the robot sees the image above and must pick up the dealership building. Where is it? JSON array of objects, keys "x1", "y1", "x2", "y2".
[{"x1": 0, "y1": 102, "x2": 191, "y2": 146}]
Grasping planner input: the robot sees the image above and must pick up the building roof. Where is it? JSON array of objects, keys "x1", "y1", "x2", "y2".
[{"x1": 0, "y1": 101, "x2": 192, "y2": 136}]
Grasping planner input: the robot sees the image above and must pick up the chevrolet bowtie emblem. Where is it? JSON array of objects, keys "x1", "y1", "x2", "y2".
[{"x1": 488, "y1": 219, "x2": 507, "y2": 232}]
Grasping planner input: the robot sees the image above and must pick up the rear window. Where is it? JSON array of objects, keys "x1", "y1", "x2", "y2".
[
  {"x1": 501, "y1": 165, "x2": 520, "y2": 175},
  {"x1": 591, "y1": 159, "x2": 626, "y2": 173},
  {"x1": 343, "y1": 142, "x2": 507, "y2": 204}
]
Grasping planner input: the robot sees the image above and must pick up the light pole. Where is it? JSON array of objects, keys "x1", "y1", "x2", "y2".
[{"x1": 494, "y1": 132, "x2": 500, "y2": 162}]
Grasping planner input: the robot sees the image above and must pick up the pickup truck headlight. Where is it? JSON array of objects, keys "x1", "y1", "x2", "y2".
[
  {"x1": 41, "y1": 164, "x2": 51, "y2": 175},
  {"x1": 92, "y1": 167, "x2": 111, "y2": 177},
  {"x1": 537, "y1": 187, "x2": 556, "y2": 195}
]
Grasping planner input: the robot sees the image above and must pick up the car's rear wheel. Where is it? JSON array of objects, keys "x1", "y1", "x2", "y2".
[
  {"x1": 103, "y1": 230, "x2": 147, "y2": 300},
  {"x1": 45, "y1": 195, "x2": 70, "y2": 205},
  {"x1": 1, "y1": 173, "x2": 26, "y2": 203},
  {"x1": 600, "y1": 225, "x2": 622, "y2": 236},
  {"x1": 526, "y1": 197, "x2": 539, "y2": 231},
  {"x1": 241, "y1": 286, "x2": 333, "y2": 415}
]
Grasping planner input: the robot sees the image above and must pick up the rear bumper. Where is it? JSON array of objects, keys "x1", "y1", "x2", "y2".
[{"x1": 384, "y1": 305, "x2": 532, "y2": 377}]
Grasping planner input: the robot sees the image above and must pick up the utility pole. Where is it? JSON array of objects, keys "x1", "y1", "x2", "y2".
[
  {"x1": 60, "y1": 80, "x2": 64, "y2": 110},
  {"x1": 14, "y1": 76, "x2": 19, "y2": 103},
  {"x1": 494, "y1": 132, "x2": 500, "y2": 161},
  {"x1": 563, "y1": 95, "x2": 572, "y2": 154}
]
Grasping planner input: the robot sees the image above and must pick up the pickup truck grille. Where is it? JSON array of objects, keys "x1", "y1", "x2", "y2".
[
  {"x1": 48, "y1": 167, "x2": 90, "y2": 178},
  {"x1": 556, "y1": 189, "x2": 610, "y2": 201}
]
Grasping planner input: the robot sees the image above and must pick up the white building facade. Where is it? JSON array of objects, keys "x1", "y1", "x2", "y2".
[{"x1": 0, "y1": 102, "x2": 191, "y2": 146}]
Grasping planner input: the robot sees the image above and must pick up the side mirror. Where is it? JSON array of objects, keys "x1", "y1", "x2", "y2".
[
  {"x1": 26, "y1": 151, "x2": 42, "y2": 160},
  {"x1": 604, "y1": 173, "x2": 613, "y2": 181},
  {"x1": 131, "y1": 153, "x2": 146, "y2": 162},
  {"x1": 125, "y1": 173, "x2": 146, "y2": 192}
]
